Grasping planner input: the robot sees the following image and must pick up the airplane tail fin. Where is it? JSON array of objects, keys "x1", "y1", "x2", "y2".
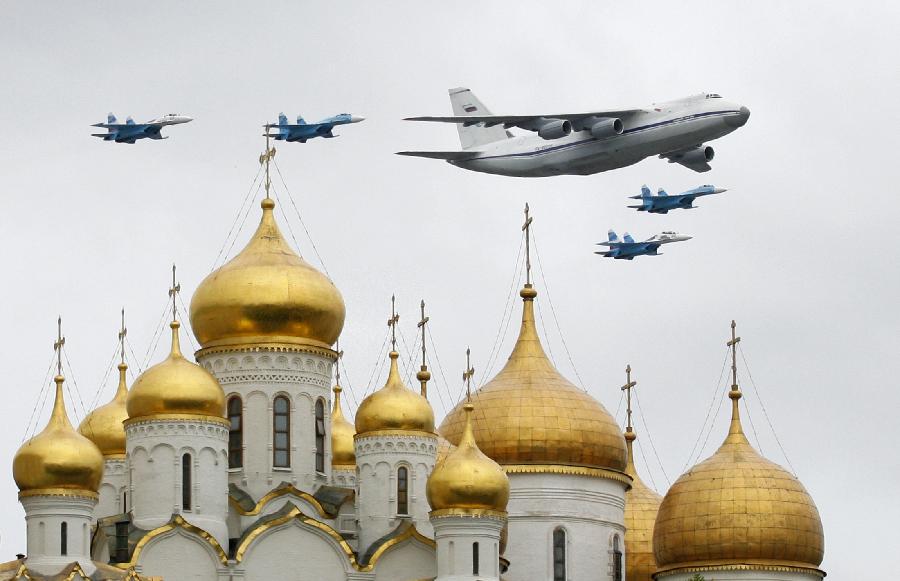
[
  {"x1": 125, "y1": 116, "x2": 135, "y2": 125},
  {"x1": 623, "y1": 232, "x2": 635, "y2": 243},
  {"x1": 641, "y1": 185, "x2": 652, "y2": 198},
  {"x1": 657, "y1": 188, "x2": 668, "y2": 197},
  {"x1": 448, "y1": 87, "x2": 512, "y2": 149},
  {"x1": 278, "y1": 113, "x2": 288, "y2": 125},
  {"x1": 608, "y1": 229, "x2": 619, "y2": 243},
  {"x1": 107, "y1": 113, "x2": 117, "y2": 124},
  {"x1": 296, "y1": 115, "x2": 306, "y2": 125}
]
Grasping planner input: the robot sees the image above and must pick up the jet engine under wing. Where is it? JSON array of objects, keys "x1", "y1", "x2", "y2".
[
  {"x1": 660, "y1": 145, "x2": 715, "y2": 173},
  {"x1": 396, "y1": 150, "x2": 482, "y2": 160},
  {"x1": 404, "y1": 111, "x2": 641, "y2": 130}
]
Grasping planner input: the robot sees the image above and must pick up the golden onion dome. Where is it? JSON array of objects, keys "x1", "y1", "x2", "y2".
[
  {"x1": 331, "y1": 385, "x2": 356, "y2": 468},
  {"x1": 13, "y1": 374, "x2": 104, "y2": 496},
  {"x1": 427, "y1": 402, "x2": 510, "y2": 513},
  {"x1": 439, "y1": 285, "x2": 626, "y2": 471},
  {"x1": 355, "y1": 351, "x2": 435, "y2": 435},
  {"x1": 79, "y1": 362, "x2": 130, "y2": 457},
  {"x1": 126, "y1": 321, "x2": 225, "y2": 420},
  {"x1": 623, "y1": 429, "x2": 662, "y2": 581},
  {"x1": 653, "y1": 388, "x2": 825, "y2": 574},
  {"x1": 190, "y1": 198, "x2": 345, "y2": 350}
]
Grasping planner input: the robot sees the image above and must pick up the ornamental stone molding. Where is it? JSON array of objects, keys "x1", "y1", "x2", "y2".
[{"x1": 197, "y1": 351, "x2": 333, "y2": 387}]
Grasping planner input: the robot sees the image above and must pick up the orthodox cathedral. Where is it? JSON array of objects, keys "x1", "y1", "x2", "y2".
[{"x1": 5, "y1": 176, "x2": 826, "y2": 579}]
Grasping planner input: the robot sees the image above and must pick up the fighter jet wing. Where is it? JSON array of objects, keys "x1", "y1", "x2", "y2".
[{"x1": 404, "y1": 111, "x2": 641, "y2": 129}]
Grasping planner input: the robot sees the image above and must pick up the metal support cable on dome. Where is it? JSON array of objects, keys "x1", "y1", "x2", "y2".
[
  {"x1": 88, "y1": 340, "x2": 121, "y2": 411},
  {"x1": 635, "y1": 439, "x2": 660, "y2": 492},
  {"x1": 398, "y1": 328, "x2": 419, "y2": 384},
  {"x1": 22, "y1": 351, "x2": 57, "y2": 442},
  {"x1": 741, "y1": 398, "x2": 764, "y2": 455},
  {"x1": 361, "y1": 327, "x2": 391, "y2": 399},
  {"x1": 424, "y1": 327, "x2": 452, "y2": 418},
  {"x1": 142, "y1": 299, "x2": 174, "y2": 370},
  {"x1": 683, "y1": 348, "x2": 730, "y2": 472},
  {"x1": 534, "y1": 297, "x2": 558, "y2": 367},
  {"x1": 220, "y1": 180, "x2": 265, "y2": 268},
  {"x1": 531, "y1": 230, "x2": 587, "y2": 390},
  {"x1": 177, "y1": 294, "x2": 199, "y2": 352},
  {"x1": 695, "y1": 388, "x2": 727, "y2": 467},
  {"x1": 337, "y1": 356, "x2": 360, "y2": 410},
  {"x1": 28, "y1": 377, "x2": 54, "y2": 441},
  {"x1": 210, "y1": 165, "x2": 263, "y2": 272},
  {"x1": 426, "y1": 325, "x2": 459, "y2": 408},
  {"x1": 479, "y1": 235, "x2": 524, "y2": 385},
  {"x1": 633, "y1": 386, "x2": 672, "y2": 486},
  {"x1": 272, "y1": 159, "x2": 333, "y2": 280},
  {"x1": 62, "y1": 349, "x2": 89, "y2": 423},
  {"x1": 125, "y1": 336, "x2": 143, "y2": 376},
  {"x1": 739, "y1": 345, "x2": 797, "y2": 475}
]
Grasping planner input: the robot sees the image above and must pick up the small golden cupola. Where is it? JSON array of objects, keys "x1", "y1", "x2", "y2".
[
  {"x1": 653, "y1": 322, "x2": 825, "y2": 577},
  {"x1": 79, "y1": 314, "x2": 130, "y2": 457},
  {"x1": 427, "y1": 401, "x2": 509, "y2": 514},
  {"x1": 619, "y1": 366, "x2": 663, "y2": 581},
  {"x1": 13, "y1": 321, "x2": 104, "y2": 496},
  {"x1": 331, "y1": 385, "x2": 356, "y2": 467},
  {"x1": 355, "y1": 297, "x2": 435, "y2": 435},
  {"x1": 189, "y1": 196, "x2": 345, "y2": 350},
  {"x1": 128, "y1": 272, "x2": 226, "y2": 420}
]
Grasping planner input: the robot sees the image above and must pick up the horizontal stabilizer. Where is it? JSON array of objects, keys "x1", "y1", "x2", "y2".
[
  {"x1": 90, "y1": 133, "x2": 108, "y2": 138},
  {"x1": 396, "y1": 150, "x2": 480, "y2": 161}
]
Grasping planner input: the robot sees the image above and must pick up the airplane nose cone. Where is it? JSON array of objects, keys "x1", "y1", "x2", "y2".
[
  {"x1": 726, "y1": 106, "x2": 750, "y2": 127},
  {"x1": 714, "y1": 188, "x2": 728, "y2": 194},
  {"x1": 350, "y1": 116, "x2": 365, "y2": 123}
]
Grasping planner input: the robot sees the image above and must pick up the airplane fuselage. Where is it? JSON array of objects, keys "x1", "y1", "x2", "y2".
[{"x1": 451, "y1": 96, "x2": 748, "y2": 177}]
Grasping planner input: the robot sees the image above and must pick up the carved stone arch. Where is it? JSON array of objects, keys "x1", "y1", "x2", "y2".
[
  {"x1": 245, "y1": 389, "x2": 268, "y2": 401},
  {"x1": 226, "y1": 357, "x2": 239, "y2": 371},
  {"x1": 259, "y1": 355, "x2": 272, "y2": 368},
  {"x1": 317, "y1": 361, "x2": 325, "y2": 373},
  {"x1": 242, "y1": 355, "x2": 255, "y2": 368},
  {"x1": 129, "y1": 516, "x2": 227, "y2": 577},
  {"x1": 213, "y1": 358, "x2": 224, "y2": 371},
  {"x1": 276, "y1": 355, "x2": 289, "y2": 368},
  {"x1": 150, "y1": 442, "x2": 177, "y2": 458},
  {"x1": 291, "y1": 357, "x2": 302, "y2": 370},
  {"x1": 305, "y1": 358, "x2": 315, "y2": 371}
]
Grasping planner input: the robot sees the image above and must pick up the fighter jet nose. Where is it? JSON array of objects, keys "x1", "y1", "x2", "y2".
[
  {"x1": 350, "y1": 116, "x2": 365, "y2": 123},
  {"x1": 726, "y1": 106, "x2": 750, "y2": 128},
  {"x1": 714, "y1": 188, "x2": 728, "y2": 194}
]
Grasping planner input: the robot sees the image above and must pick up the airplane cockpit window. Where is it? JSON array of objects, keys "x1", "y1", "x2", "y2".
[{"x1": 705, "y1": 93, "x2": 722, "y2": 99}]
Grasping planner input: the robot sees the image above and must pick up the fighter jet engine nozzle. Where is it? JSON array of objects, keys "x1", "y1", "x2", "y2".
[
  {"x1": 588, "y1": 117, "x2": 624, "y2": 139},
  {"x1": 537, "y1": 119, "x2": 572, "y2": 140},
  {"x1": 680, "y1": 145, "x2": 715, "y2": 165}
]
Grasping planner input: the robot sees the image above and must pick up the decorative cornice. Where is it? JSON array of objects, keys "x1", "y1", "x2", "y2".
[
  {"x1": 18, "y1": 488, "x2": 98, "y2": 501},
  {"x1": 503, "y1": 464, "x2": 633, "y2": 487},
  {"x1": 429, "y1": 507, "x2": 508, "y2": 520},
  {"x1": 196, "y1": 342, "x2": 337, "y2": 360},
  {"x1": 228, "y1": 483, "x2": 334, "y2": 519},
  {"x1": 128, "y1": 514, "x2": 228, "y2": 566},
  {"x1": 653, "y1": 560, "x2": 827, "y2": 578},
  {"x1": 123, "y1": 413, "x2": 230, "y2": 428},
  {"x1": 354, "y1": 429, "x2": 437, "y2": 440}
]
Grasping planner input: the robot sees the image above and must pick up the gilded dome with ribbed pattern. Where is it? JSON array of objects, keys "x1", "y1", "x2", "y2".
[
  {"x1": 439, "y1": 285, "x2": 626, "y2": 472},
  {"x1": 190, "y1": 198, "x2": 345, "y2": 350},
  {"x1": 427, "y1": 403, "x2": 509, "y2": 513},
  {"x1": 356, "y1": 351, "x2": 435, "y2": 435},
  {"x1": 79, "y1": 362, "x2": 130, "y2": 457},
  {"x1": 330, "y1": 385, "x2": 356, "y2": 467},
  {"x1": 653, "y1": 388, "x2": 825, "y2": 575},
  {"x1": 13, "y1": 374, "x2": 104, "y2": 496},
  {"x1": 127, "y1": 321, "x2": 225, "y2": 420},
  {"x1": 623, "y1": 429, "x2": 662, "y2": 581}
]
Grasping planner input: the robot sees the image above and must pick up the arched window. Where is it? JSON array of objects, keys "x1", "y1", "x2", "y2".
[
  {"x1": 397, "y1": 466, "x2": 409, "y2": 515},
  {"x1": 228, "y1": 396, "x2": 243, "y2": 469},
  {"x1": 273, "y1": 396, "x2": 291, "y2": 468},
  {"x1": 315, "y1": 399, "x2": 326, "y2": 472},
  {"x1": 552, "y1": 528, "x2": 566, "y2": 581},
  {"x1": 60, "y1": 522, "x2": 67, "y2": 556},
  {"x1": 122, "y1": 490, "x2": 127, "y2": 512},
  {"x1": 472, "y1": 541, "x2": 480, "y2": 575},
  {"x1": 613, "y1": 535, "x2": 623, "y2": 581},
  {"x1": 182, "y1": 453, "x2": 192, "y2": 511}
]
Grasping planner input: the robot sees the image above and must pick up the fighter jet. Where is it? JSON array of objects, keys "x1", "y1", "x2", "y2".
[
  {"x1": 265, "y1": 113, "x2": 364, "y2": 143},
  {"x1": 628, "y1": 184, "x2": 727, "y2": 214},
  {"x1": 398, "y1": 88, "x2": 749, "y2": 177},
  {"x1": 595, "y1": 230, "x2": 692, "y2": 260},
  {"x1": 91, "y1": 113, "x2": 193, "y2": 144}
]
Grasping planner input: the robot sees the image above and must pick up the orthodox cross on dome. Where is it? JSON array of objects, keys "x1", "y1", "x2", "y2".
[
  {"x1": 387, "y1": 294, "x2": 400, "y2": 352},
  {"x1": 621, "y1": 364, "x2": 637, "y2": 434},
  {"x1": 522, "y1": 203, "x2": 534, "y2": 285},
  {"x1": 118, "y1": 308, "x2": 127, "y2": 365},
  {"x1": 259, "y1": 130, "x2": 277, "y2": 200},
  {"x1": 168, "y1": 264, "x2": 181, "y2": 323},
  {"x1": 334, "y1": 339, "x2": 344, "y2": 386},
  {"x1": 462, "y1": 347, "x2": 475, "y2": 402},
  {"x1": 53, "y1": 316, "x2": 65, "y2": 377},
  {"x1": 417, "y1": 300, "x2": 431, "y2": 398},
  {"x1": 727, "y1": 320, "x2": 742, "y2": 393}
]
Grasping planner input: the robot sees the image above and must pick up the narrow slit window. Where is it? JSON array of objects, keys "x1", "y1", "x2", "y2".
[
  {"x1": 182, "y1": 453, "x2": 192, "y2": 511},
  {"x1": 315, "y1": 399, "x2": 325, "y2": 472},
  {"x1": 613, "y1": 535, "x2": 623, "y2": 581},
  {"x1": 553, "y1": 528, "x2": 566, "y2": 581},
  {"x1": 273, "y1": 396, "x2": 291, "y2": 468},
  {"x1": 60, "y1": 522, "x2": 67, "y2": 556},
  {"x1": 397, "y1": 467, "x2": 409, "y2": 515},
  {"x1": 228, "y1": 396, "x2": 243, "y2": 469},
  {"x1": 472, "y1": 541, "x2": 479, "y2": 575}
]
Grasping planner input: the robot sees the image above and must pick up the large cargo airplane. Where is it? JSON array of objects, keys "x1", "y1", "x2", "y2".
[{"x1": 398, "y1": 88, "x2": 749, "y2": 177}]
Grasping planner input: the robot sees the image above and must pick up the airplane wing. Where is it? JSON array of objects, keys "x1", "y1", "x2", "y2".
[
  {"x1": 660, "y1": 148, "x2": 712, "y2": 173},
  {"x1": 396, "y1": 151, "x2": 481, "y2": 160},
  {"x1": 404, "y1": 110, "x2": 641, "y2": 130},
  {"x1": 273, "y1": 122, "x2": 335, "y2": 134}
]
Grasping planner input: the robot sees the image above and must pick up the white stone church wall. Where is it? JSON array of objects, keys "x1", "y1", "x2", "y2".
[
  {"x1": 95, "y1": 457, "x2": 128, "y2": 519},
  {"x1": 21, "y1": 494, "x2": 97, "y2": 576}
]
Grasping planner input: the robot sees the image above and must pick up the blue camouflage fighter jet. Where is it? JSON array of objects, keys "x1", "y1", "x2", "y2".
[
  {"x1": 265, "y1": 113, "x2": 365, "y2": 143},
  {"x1": 628, "y1": 184, "x2": 727, "y2": 214},
  {"x1": 595, "y1": 230, "x2": 692, "y2": 260},
  {"x1": 91, "y1": 113, "x2": 193, "y2": 144}
]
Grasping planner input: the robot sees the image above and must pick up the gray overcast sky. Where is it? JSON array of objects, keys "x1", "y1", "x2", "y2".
[{"x1": 1, "y1": 1, "x2": 897, "y2": 576}]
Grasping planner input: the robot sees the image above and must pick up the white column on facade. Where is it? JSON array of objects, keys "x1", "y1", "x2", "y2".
[
  {"x1": 354, "y1": 432, "x2": 437, "y2": 552},
  {"x1": 196, "y1": 347, "x2": 335, "y2": 501},
  {"x1": 21, "y1": 493, "x2": 97, "y2": 576},
  {"x1": 125, "y1": 416, "x2": 230, "y2": 548},
  {"x1": 432, "y1": 514, "x2": 505, "y2": 581}
]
